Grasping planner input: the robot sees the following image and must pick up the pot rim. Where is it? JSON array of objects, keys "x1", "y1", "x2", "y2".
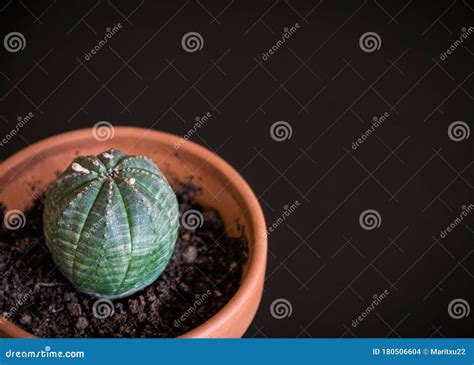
[{"x1": 0, "y1": 126, "x2": 267, "y2": 338}]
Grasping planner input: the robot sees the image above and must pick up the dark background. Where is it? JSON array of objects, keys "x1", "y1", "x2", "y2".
[{"x1": 0, "y1": 0, "x2": 473, "y2": 337}]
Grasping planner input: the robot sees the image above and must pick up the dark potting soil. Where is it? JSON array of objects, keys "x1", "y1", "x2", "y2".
[{"x1": 0, "y1": 182, "x2": 248, "y2": 337}]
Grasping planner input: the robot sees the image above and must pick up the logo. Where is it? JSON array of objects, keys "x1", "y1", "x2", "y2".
[
  {"x1": 92, "y1": 298, "x2": 115, "y2": 319},
  {"x1": 359, "y1": 209, "x2": 382, "y2": 230},
  {"x1": 448, "y1": 121, "x2": 470, "y2": 142},
  {"x1": 181, "y1": 32, "x2": 204, "y2": 53},
  {"x1": 3, "y1": 209, "x2": 26, "y2": 230},
  {"x1": 92, "y1": 121, "x2": 115, "y2": 141},
  {"x1": 4, "y1": 32, "x2": 26, "y2": 52},
  {"x1": 270, "y1": 121, "x2": 292, "y2": 142},
  {"x1": 270, "y1": 298, "x2": 293, "y2": 319},
  {"x1": 448, "y1": 298, "x2": 470, "y2": 319},
  {"x1": 359, "y1": 32, "x2": 382, "y2": 53},
  {"x1": 181, "y1": 209, "x2": 204, "y2": 230}
]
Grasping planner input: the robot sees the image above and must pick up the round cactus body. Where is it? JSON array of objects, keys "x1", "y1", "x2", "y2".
[{"x1": 43, "y1": 148, "x2": 179, "y2": 299}]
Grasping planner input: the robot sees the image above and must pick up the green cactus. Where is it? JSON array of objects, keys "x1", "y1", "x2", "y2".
[{"x1": 43, "y1": 148, "x2": 179, "y2": 299}]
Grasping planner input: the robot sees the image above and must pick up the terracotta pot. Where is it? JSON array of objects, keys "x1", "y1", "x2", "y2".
[{"x1": 0, "y1": 127, "x2": 267, "y2": 338}]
